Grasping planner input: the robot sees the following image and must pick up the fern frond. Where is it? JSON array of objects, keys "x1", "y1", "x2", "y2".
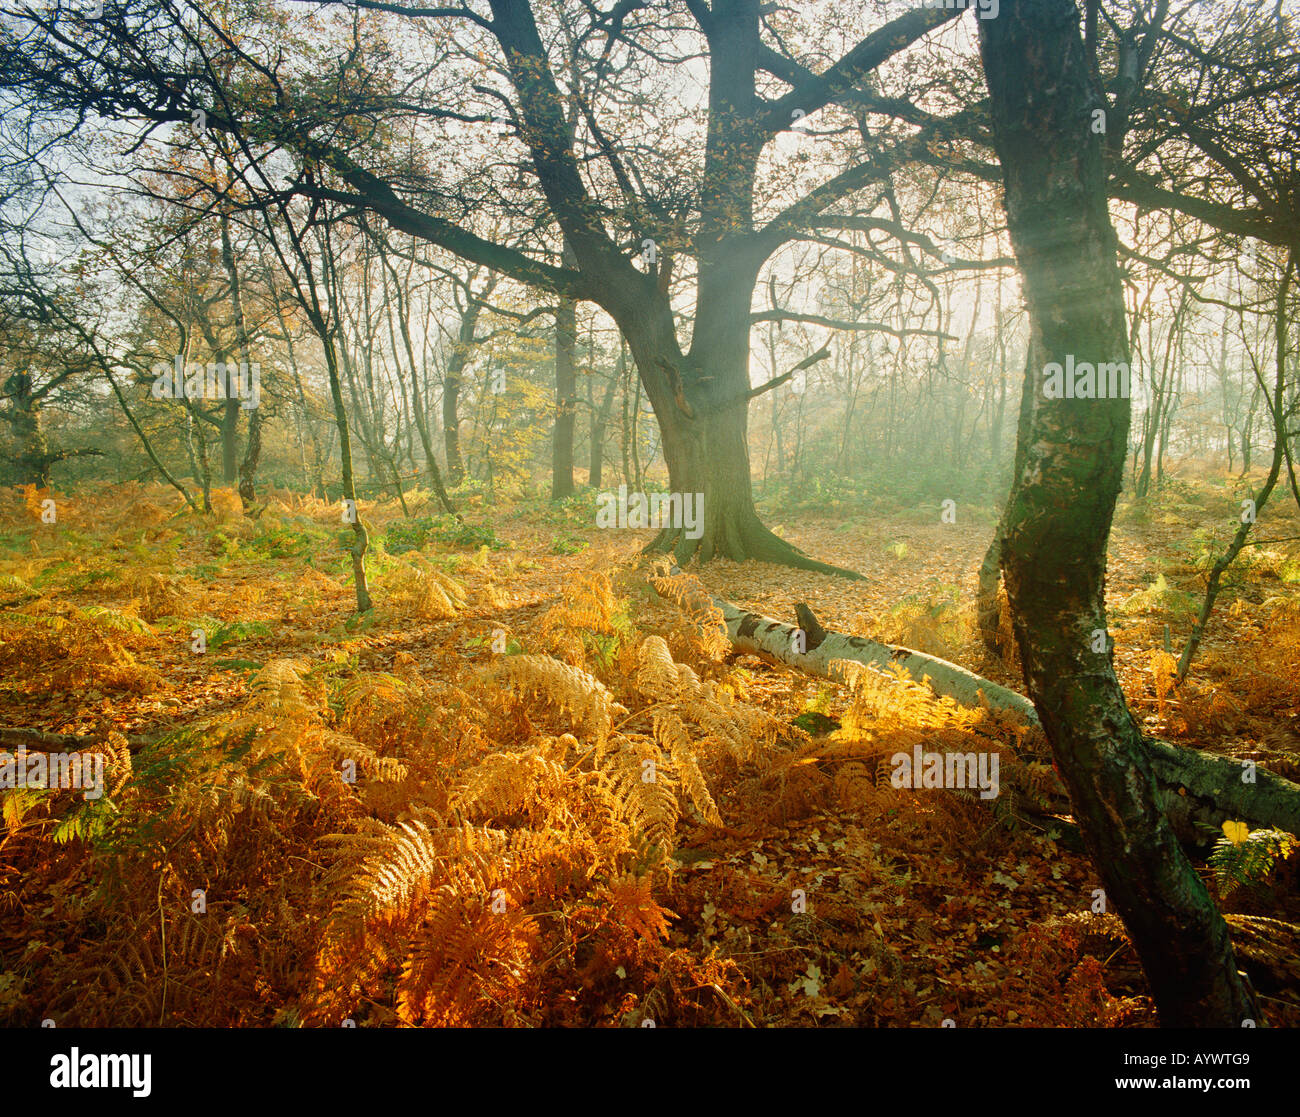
[
  {"x1": 653, "y1": 711, "x2": 722, "y2": 826},
  {"x1": 79, "y1": 605, "x2": 153, "y2": 635},
  {"x1": 385, "y1": 556, "x2": 465, "y2": 619},
  {"x1": 648, "y1": 569, "x2": 728, "y2": 660},
  {"x1": 0, "y1": 573, "x2": 33, "y2": 596},
  {"x1": 317, "y1": 729, "x2": 408, "y2": 782},
  {"x1": 322, "y1": 818, "x2": 445, "y2": 934},
  {"x1": 1208, "y1": 826, "x2": 1296, "y2": 895},
  {"x1": 600, "y1": 736, "x2": 678, "y2": 858},
  {"x1": 398, "y1": 894, "x2": 539, "y2": 1025},
  {"x1": 495, "y1": 654, "x2": 623, "y2": 752},
  {"x1": 596, "y1": 873, "x2": 677, "y2": 945},
  {"x1": 635, "y1": 635, "x2": 680, "y2": 700},
  {"x1": 454, "y1": 746, "x2": 570, "y2": 823},
  {"x1": 245, "y1": 658, "x2": 320, "y2": 719}
]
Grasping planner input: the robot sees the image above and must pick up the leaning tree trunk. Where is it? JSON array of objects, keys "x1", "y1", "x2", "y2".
[
  {"x1": 1178, "y1": 254, "x2": 1293, "y2": 683},
  {"x1": 979, "y1": 0, "x2": 1257, "y2": 1026},
  {"x1": 104, "y1": 369, "x2": 197, "y2": 512}
]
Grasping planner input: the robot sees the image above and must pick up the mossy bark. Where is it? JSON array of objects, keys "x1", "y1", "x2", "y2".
[{"x1": 979, "y1": 0, "x2": 1257, "y2": 1025}]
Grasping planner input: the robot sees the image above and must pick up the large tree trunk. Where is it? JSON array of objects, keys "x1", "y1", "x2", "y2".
[
  {"x1": 486, "y1": 0, "x2": 928, "y2": 578},
  {"x1": 629, "y1": 337, "x2": 861, "y2": 575},
  {"x1": 622, "y1": 14, "x2": 799, "y2": 572},
  {"x1": 979, "y1": 0, "x2": 1257, "y2": 1026},
  {"x1": 0, "y1": 370, "x2": 103, "y2": 487},
  {"x1": 490, "y1": 0, "x2": 859, "y2": 575},
  {"x1": 237, "y1": 409, "x2": 262, "y2": 511},
  {"x1": 621, "y1": 262, "x2": 860, "y2": 578}
]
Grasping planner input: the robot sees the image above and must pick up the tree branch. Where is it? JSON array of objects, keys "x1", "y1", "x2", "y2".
[
  {"x1": 754, "y1": 6, "x2": 963, "y2": 134},
  {"x1": 745, "y1": 344, "x2": 830, "y2": 400}
]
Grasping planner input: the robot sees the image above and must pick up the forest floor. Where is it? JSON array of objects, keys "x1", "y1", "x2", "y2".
[{"x1": 1, "y1": 474, "x2": 1297, "y2": 1027}]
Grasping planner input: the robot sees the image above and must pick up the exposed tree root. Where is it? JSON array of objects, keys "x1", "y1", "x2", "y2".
[
  {"x1": 1062, "y1": 912, "x2": 1300, "y2": 1002},
  {"x1": 1221, "y1": 915, "x2": 1300, "y2": 997},
  {"x1": 644, "y1": 519, "x2": 865, "y2": 580},
  {"x1": 649, "y1": 568, "x2": 1300, "y2": 840}
]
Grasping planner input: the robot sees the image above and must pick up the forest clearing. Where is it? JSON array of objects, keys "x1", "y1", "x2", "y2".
[{"x1": 2, "y1": 473, "x2": 1297, "y2": 1028}]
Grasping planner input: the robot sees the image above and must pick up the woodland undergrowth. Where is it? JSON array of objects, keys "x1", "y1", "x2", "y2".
[{"x1": 1, "y1": 481, "x2": 1296, "y2": 1027}]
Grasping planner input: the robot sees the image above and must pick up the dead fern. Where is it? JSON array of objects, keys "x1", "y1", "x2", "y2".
[
  {"x1": 383, "y1": 555, "x2": 465, "y2": 620},
  {"x1": 493, "y1": 654, "x2": 624, "y2": 754},
  {"x1": 648, "y1": 568, "x2": 729, "y2": 661}
]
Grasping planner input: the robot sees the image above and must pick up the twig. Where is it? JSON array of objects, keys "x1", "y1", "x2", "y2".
[{"x1": 697, "y1": 982, "x2": 756, "y2": 1027}]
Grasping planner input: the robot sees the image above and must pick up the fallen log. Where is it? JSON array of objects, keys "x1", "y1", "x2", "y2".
[
  {"x1": 0, "y1": 727, "x2": 95, "y2": 753},
  {"x1": 650, "y1": 567, "x2": 1300, "y2": 839},
  {"x1": 0, "y1": 726, "x2": 155, "y2": 755}
]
